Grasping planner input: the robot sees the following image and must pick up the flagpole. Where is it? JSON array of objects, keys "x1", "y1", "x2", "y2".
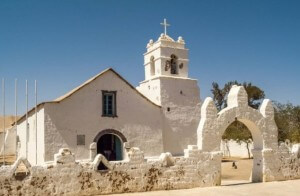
[
  {"x1": 35, "y1": 80, "x2": 37, "y2": 165},
  {"x1": 25, "y1": 80, "x2": 28, "y2": 159},
  {"x1": 2, "y1": 78, "x2": 5, "y2": 166},
  {"x1": 15, "y1": 79, "x2": 17, "y2": 159}
]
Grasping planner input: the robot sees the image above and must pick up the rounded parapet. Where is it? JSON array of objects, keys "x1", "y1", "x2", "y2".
[
  {"x1": 201, "y1": 97, "x2": 218, "y2": 119},
  {"x1": 227, "y1": 85, "x2": 248, "y2": 108},
  {"x1": 54, "y1": 148, "x2": 75, "y2": 165},
  {"x1": 260, "y1": 99, "x2": 275, "y2": 118},
  {"x1": 159, "y1": 152, "x2": 174, "y2": 167}
]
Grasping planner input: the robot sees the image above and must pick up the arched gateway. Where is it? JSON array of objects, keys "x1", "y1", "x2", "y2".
[{"x1": 197, "y1": 85, "x2": 278, "y2": 183}]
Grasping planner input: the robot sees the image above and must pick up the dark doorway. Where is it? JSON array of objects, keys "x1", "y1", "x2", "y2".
[
  {"x1": 94, "y1": 130, "x2": 126, "y2": 170},
  {"x1": 97, "y1": 134, "x2": 122, "y2": 161}
]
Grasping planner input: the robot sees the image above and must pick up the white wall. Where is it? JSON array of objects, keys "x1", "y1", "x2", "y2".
[
  {"x1": 138, "y1": 76, "x2": 201, "y2": 156},
  {"x1": 159, "y1": 77, "x2": 201, "y2": 155},
  {"x1": 43, "y1": 70, "x2": 164, "y2": 162},
  {"x1": 16, "y1": 108, "x2": 45, "y2": 165},
  {"x1": 221, "y1": 139, "x2": 254, "y2": 158}
]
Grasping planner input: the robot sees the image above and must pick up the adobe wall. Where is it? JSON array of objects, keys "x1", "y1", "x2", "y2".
[
  {"x1": 0, "y1": 143, "x2": 300, "y2": 195},
  {"x1": 16, "y1": 108, "x2": 45, "y2": 165},
  {"x1": 263, "y1": 143, "x2": 300, "y2": 181},
  {"x1": 0, "y1": 147, "x2": 221, "y2": 195},
  {"x1": 2, "y1": 85, "x2": 300, "y2": 195},
  {"x1": 138, "y1": 76, "x2": 201, "y2": 156},
  {"x1": 197, "y1": 85, "x2": 300, "y2": 182},
  {"x1": 43, "y1": 70, "x2": 164, "y2": 163}
]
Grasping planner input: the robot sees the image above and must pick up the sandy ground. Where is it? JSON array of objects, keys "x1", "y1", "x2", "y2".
[
  {"x1": 109, "y1": 179, "x2": 300, "y2": 196},
  {"x1": 222, "y1": 158, "x2": 252, "y2": 183}
]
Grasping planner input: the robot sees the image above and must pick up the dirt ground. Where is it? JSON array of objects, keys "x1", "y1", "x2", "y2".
[
  {"x1": 221, "y1": 158, "x2": 253, "y2": 183},
  {"x1": 110, "y1": 179, "x2": 300, "y2": 196}
]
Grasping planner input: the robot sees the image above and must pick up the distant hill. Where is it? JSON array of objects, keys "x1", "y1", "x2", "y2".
[{"x1": 0, "y1": 116, "x2": 20, "y2": 132}]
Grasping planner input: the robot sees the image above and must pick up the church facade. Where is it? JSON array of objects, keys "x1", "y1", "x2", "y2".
[{"x1": 16, "y1": 32, "x2": 201, "y2": 166}]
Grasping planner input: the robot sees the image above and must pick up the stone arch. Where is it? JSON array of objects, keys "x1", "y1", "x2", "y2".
[
  {"x1": 93, "y1": 129, "x2": 127, "y2": 143},
  {"x1": 197, "y1": 85, "x2": 278, "y2": 183}
]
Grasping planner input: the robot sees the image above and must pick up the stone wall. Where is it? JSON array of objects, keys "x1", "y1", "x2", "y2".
[
  {"x1": 0, "y1": 146, "x2": 221, "y2": 195},
  {"x1": 263, "y1": 143, "x2": 300, "y2": 182},
  {"x1": 1, "y1": 144, "x2": 300, "y2": 195}
]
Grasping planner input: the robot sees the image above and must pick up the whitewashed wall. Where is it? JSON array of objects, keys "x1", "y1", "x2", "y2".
[
  {"x1": 138, "y1": 34, "x2": 202, "y2": 156},
  {"x1": 16, "y1": 108, "x2": 45, "y2": 165},
  {"x1": 160, "y1": 77, "x2": 201, "y2": 156},
  {"x1": 221, "y1": 139, "x2": 253, "y2": 158},
  {"x1": 1, "y1": 144, "x2": 300, "y2": 195},
  {"x1": 43, "y1": 70, "x2": 164, "y2": 162},
  {"x1": 138, "y1": 77, "x2": 201, "y2": 156},
  {"x1": 0, "y1": 146, "x2": 222, "y2": 195}
]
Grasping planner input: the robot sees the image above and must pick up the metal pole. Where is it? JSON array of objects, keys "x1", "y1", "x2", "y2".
[
  {"x1": 25, "y1": 80, "x2": 28, "y2": 159},
  {"x1": 15, "y1": 79, "x2": 17, "y2": 158},
  {"x1": 35, "y1": 80, "x2": 37, "y2": 165},
  {"x1": 2, "y1": 78, "x2": 5, "y2": 166}
]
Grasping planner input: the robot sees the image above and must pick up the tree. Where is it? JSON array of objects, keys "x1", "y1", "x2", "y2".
[
  {"x1": 212, "y1": 81, "x2": 265, "y2": 159},
  {"x1": 211, "y1": 81, "x2": 265, "y2": 111},
  {"x1": 222, "y1": 121, "x2": 253, "y2": 159},
  {"x1": 274, "y1": 102, "x2": 300, "y2": 143}
]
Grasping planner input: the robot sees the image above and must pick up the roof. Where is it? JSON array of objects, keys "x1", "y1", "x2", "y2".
[{"x1": 14, "y1": 68, "x2": 161, "y2": 125}]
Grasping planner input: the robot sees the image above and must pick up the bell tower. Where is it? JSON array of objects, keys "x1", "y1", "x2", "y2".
[
  {"x1": 137, "y1": 19, "x2": 201, "y2": 156},
  {"x1": 144, "y1": 33, "x2": 189, "y2": 80}
]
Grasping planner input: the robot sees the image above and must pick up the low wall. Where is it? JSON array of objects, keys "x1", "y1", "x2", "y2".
[
  {"x1": 1, "y1": 143, "x2": 300, "y2": 195},
  {"x1": 263, "y1": 143, "x2": 300, "y2": 182},
  {"x1": 0, "y1": 146, "x2": 222, "y2": 195}
]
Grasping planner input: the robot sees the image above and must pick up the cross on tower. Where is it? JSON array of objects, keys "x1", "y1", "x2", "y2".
[{"x1": 160, "y1": 18, "x2": 170, "y2": 35}]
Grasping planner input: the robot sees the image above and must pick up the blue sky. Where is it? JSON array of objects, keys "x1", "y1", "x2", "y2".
[{"x1": 0, "y1": 0, "x2": 300, "y2": 115}]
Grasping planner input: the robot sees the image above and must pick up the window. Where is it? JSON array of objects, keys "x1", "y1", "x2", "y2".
[
  {"x1": 77, "y1": 135, "x2": 85, "y2": 145},
  {"x1": 102, "y1": 91, "x2": 117, "y2": 117},
  {"x1": 170, "y1": 54, "x2": 178, "y2": 74},
  {"x1": 150, "y1": 56, "x2": 155, "y2": 76},
  {"x1": 26, "y1": 123, "x2": 30, "y2": 141}
]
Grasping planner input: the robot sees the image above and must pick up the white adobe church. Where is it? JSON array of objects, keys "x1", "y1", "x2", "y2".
[{"x1": 16, "y1": 20, "x2": 202, "y2": 166}]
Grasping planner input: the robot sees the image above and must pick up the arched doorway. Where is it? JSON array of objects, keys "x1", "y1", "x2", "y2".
[
  {"x1": 93, "y1": 129, "x2": 127, "y2": 161},
  {"x1": 97, "y1": 134, "x2": 122, "y2": 161},
  {"x1": 221, "y1": 120, "x2": 254, "y2": 185},
  {"x1": 218, "y1": 117, "x2": 263, "y2": 184},
  {"x1": 93, "y1": 129, "x2": 127, "y2": 170}
]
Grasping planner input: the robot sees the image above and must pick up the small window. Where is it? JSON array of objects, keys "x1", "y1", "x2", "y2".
[
  {"x1": 77, "y1": 135, "x2": 85, "y2": 145},
  {"x1": 150, "y1": 56, "x2": 155, "y2": 76},
  {"x1": 102, "y1": 91, "x2": 117, "y2": 117},
  {"x1": 26, "y1": 123, "x2": 30, "y2": 141}
]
